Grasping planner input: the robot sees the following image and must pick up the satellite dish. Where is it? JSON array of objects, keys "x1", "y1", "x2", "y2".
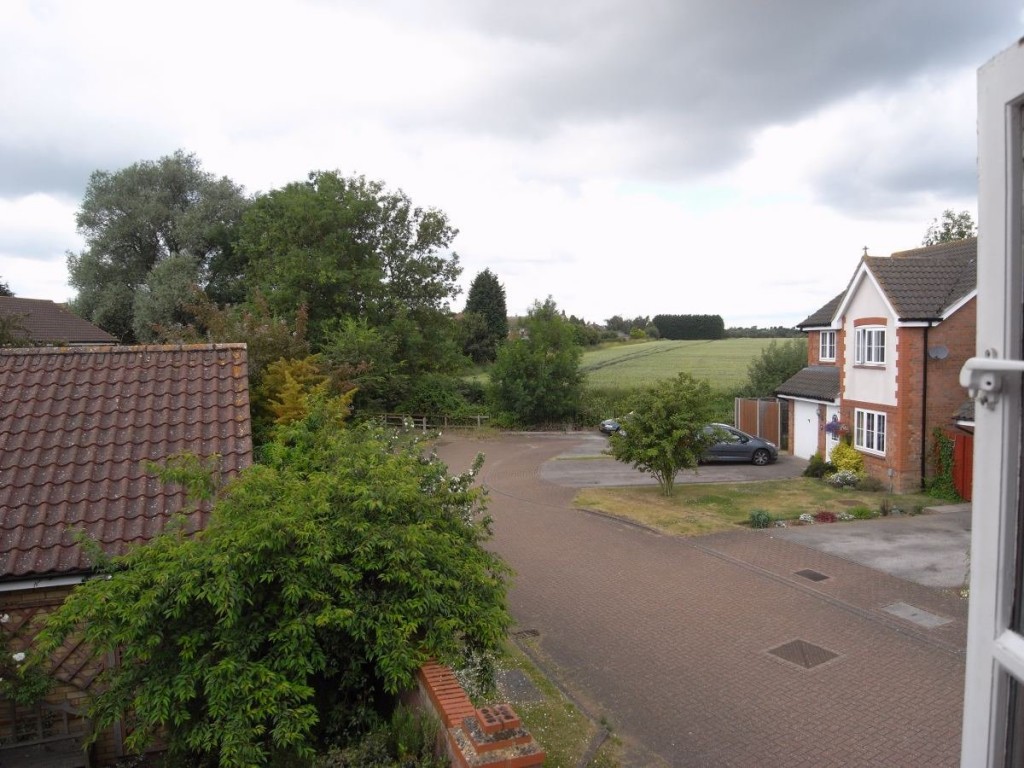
[{"x1": 927, "y1": 345, "x2": 949, "y2": 360}]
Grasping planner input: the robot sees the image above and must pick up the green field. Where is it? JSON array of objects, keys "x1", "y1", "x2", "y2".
[{"x1": 581, "y1": 338, "x2": 782, "y2": 389}]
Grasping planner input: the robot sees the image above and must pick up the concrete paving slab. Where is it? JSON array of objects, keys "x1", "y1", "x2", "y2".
[{"x1": 772, "y1": 509, "x2": 971, "y2": 589}]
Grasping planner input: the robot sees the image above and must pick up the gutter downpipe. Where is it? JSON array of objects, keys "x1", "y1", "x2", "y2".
[{"x1": 920, "y1": 322, "x2": 932, "y2": 489}]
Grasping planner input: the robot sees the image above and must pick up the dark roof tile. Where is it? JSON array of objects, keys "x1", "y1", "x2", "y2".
[
  {"x1": 775, "y1": 366, "x2": 840, "y2": 402},
  {"x1": 865, "y1": 238, "x2": 977, "y2": 320},
  {"x1": 0, "y1": 344, "x2": 252, "y2": 580},
  {"x1": 0, "y1": 297, "x2": 117, "y2": 344},
  {"x1": 797, "y1": 293, "x2": 845, "y2": 329}
]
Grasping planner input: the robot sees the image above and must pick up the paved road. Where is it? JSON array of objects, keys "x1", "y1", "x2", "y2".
[{"x1": 435, "y1": 432, "x2": 967, "y2": 767}]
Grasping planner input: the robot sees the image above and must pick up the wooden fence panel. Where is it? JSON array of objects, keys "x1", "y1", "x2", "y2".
[
  {"x1": 734, "y1": 398, "x2": 780, "y2": 446},
  {"x1": 953, "y1": 431, "x2": 974, "y2": 502}
]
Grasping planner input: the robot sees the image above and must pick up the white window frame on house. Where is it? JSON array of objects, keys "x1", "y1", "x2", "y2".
[
  {"x1": 961, "y1": 40, "x2": 1024, "y2": 766},
  {"x1": 819, "y1": 330, "x2": 836, "y2": 361},
  {"x1": 854, "y1": 326, "x2": 885, "y2": 365},
  {"x1": 853, "y1": 408, "x2": 885, "y2": 455}
]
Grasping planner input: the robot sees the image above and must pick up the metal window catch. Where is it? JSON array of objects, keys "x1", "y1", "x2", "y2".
[{"x1": 960, "y1": 351, "x2": 1024, "y2": 409}]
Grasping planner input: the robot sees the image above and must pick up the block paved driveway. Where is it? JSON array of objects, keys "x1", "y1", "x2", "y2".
[{"x1": 435, "y1": 432, "x2": 966, "y2": 768}]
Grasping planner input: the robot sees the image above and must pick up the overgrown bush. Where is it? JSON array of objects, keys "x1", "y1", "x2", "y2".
[
  {"x1": 317, "y1": 706, "x2": 445, "y2": 767},
  {"x1": 813, "y1": 510, "x2": 838, "y2": 523},
  {"x1": 829, "y1": 442, "x2": 864, "y2": 474},
  {"x1": 749, "y1": 509, "x2": 773, "y2": 529},
  {"x1": 803, "y1": 453, "x2": 835, "y2": 479},
  {"x1": 927, "y1": 428, "x2": 962, "y2": 501}
]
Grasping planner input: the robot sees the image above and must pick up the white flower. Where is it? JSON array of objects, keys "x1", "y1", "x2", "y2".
[
  {"x1": 11, "y1": 652, "x2": 25, "y2": 663},
  {"x1": 0, "y1": 614, "x2": 9, "y2": 624}
]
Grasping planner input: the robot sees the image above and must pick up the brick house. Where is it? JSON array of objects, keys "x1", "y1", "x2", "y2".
[
  {"x1": 0, "y1": 344, "x2": 252, "y2": 765},
  {"x1": 776, "y1": 238, "x2": 976, "y2": 492},
  {"x1": 0, "y1": 297, "x2": 117, "y2": 346}
]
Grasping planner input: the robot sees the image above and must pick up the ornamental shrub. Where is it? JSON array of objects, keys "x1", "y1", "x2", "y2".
[
  {"x1": 826, "y1": 469, "x2": 860, "y2": 488},
  {"x1": 829, "y1": 442, "x2": 864, "y2": 474},
  {"x1": 749, "y1": 509, "x2": 773, "y2": 529},
  {"x1": 850, "y1": 505, "x2": 877, "y2": 519},
  {"x1": 803, "y1": 452, "x2": 835, "y2": 479}
]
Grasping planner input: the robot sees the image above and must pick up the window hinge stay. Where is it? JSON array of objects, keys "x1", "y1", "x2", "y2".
[{"x1": 960, "y1": 350, "x2": 1024, "y2": 409}]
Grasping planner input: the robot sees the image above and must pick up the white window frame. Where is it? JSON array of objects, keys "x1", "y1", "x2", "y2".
[
  {"x1": 961, "y1": 40, "x2": 1024, "y2": 767},
  {"x1": 854, "y1": 326, "x2": 885, "y2": 365},
  {"x1": 853, "y1": 408, "x2": 885, "y2": 455},
  {"x1": 819, "y1": 330, "x2": 836, "y2": 361}
]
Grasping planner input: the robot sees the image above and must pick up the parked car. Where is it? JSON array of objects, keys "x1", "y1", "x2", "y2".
[
  {"x1": 599, "y1": 418, "x2": 622, "y2": 435},
  {"x1": 703, "y1": 424, "x2": 778, "y2": 466}
]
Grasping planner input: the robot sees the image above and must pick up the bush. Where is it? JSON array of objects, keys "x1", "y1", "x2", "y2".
[
  {"x1": 856, "y1": 474, "x2": 885, "y2": 492},
  {"x1": 813, "y1": 510, "x2": 838, "y2": 523},
  {"x1": 826, "y1": 469, "x2": 860, "y2": 488},
  {"x1": 317, "y1": 706, "x2": 445, "y2": 767},
  {"x1": 829, "y1": 442, "x2": 864, "y2": 474},
  {"x1": 804, "y1": 453, "x2": 835, "y2": 479},
  {"x1": 850, "y1": 506, "x2": 877, "y2": 519},
  {"x1": 749, "y1": 509, "x2": 773, "y2": 529}
]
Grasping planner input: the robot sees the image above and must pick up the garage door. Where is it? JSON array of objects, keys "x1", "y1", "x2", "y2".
[{"x1": 793, "y1": 401, "x2": 819, "y2": 459}]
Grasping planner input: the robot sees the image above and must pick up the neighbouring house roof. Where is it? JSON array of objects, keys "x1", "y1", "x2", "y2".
[
  {"x1": 863, "y1": 237, "x2": 977, "y2": 321},
  {"x1": 775, "y1": 365, "x2": 841, "y2": 402},
  {"x1": 956, "y1": 399, "x2": 975, "y2": 424},
  {"x1": 797, "y1": 293, "x2": 845, "y2": 330},
  {"x1": 0, "y1": 297, "x2": 117, "y2": 345},
  {"x1": 0, "y1": 344, "x2": 252, "y2": 581}
]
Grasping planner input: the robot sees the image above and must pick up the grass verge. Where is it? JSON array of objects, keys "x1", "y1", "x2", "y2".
[
  {"x1": 498, "y1": 640, "x2": 621, "y2": 767},
  {"x1": 575, "y1": 478, "x2": 936, "y2": 537}
]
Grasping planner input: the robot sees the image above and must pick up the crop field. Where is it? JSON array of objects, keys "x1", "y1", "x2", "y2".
[{"x1": 581, "y1": 338, "x2": 784, "y2": 390}]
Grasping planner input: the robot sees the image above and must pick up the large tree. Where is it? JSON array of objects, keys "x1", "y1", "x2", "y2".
[
  {"x1": 922, "y1": 209, "x2": 976, "y2": 246},
  {"x1": 607, "y1": 372, "x2": 720, "y2": 496},
  {"x1": 36, "y1": 403, "x2": 510, "y2": 767},
  {"x1": 0, "y1": 278, "x2": 12, "y2": 297},
  {"x1": 67, "y1": 151, "x2": 249, "y2": 342},
  {"x1": 239, "y1": 171, "x2": 461, "y2": 341},
  {"x1": 488, "y1": 297, "x2": 584, "y2": 425},
  {"x1": 462, "y1": 268, "x2": 508, "y2": 363}
]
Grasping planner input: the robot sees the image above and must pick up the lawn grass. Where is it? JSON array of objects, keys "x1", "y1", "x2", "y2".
[
  {"x1": 575, "y1": 478, "x2": 936, "y2": 537},
  {"x1": 580, "y1": 338, "x2": 783, "y2": 389}
]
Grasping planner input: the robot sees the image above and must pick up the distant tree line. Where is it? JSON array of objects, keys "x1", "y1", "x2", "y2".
[
  {"x1": 652, "y1": 314, "x2": 725, "y2": 340},
  {"x1": 725, "y1": 325, "x2": 802, "y2": 338}
]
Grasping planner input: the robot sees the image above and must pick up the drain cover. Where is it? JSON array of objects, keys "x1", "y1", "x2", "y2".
[
  {"x1": 768, "y1": 639, "x2": 839, "y2": 669},
  {"x1": 795, "y1": 568, "x2": 829, "y2": 582}
]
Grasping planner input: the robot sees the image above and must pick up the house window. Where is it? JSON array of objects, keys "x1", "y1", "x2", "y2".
[
  {"x1": 853, "y1": 409, "x2": 885, "y2": 455},
  {"x1": 854, "y1": 326, "x2": 885, "y2": 365},
  {"x1": 819, "y1": 331, "x2": 836, "y2": 361}
]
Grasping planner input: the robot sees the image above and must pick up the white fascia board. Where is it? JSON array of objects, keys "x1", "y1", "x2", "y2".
[
  {"x1": 776, "y1": 394, "x2": 840, "y2": 406},
  {"x1": 940, "y1": 289, "x2": 978, "y2": 322},
  {"x1": 833, "y1": 262, "x2": 899, "y2": 324}
]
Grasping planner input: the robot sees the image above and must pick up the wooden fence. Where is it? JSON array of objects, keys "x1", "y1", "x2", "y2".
[
  {"x1": 377, "y1": 413, "x2": 491, "y2": 432},
  {"x1": 734, "y1": 398, "x2": 781, "y2": 447}
]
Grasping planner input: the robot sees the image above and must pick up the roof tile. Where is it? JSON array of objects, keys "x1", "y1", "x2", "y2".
[
  {"x1": 0, "y1": 344, "x2": 252, "y2": 580},
  {"x1": 0, "y1": 297, "x2": 117, "y2": 345},
  {"x1": 775, "y1": 366, "x2": 840, "y2": 402}
]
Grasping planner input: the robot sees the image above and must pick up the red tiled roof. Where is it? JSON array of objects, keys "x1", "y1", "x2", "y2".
[
  {"x1": 0, "y1": 344, "x2": 252, "y2": 580},
  {"x1": 0, "y1": 297, "x2": 117, "y2": 344}
]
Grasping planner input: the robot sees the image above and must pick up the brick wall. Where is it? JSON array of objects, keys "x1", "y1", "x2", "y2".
[
  {"x1": 1, "y1": 585, "x2": 123, "y2": 765},
  {"x1": 410, "y1": 661, "x2": 545, "y2": 767},
  {"x1": 807, "y1": 330, "x2": 822, "y2": 365}
]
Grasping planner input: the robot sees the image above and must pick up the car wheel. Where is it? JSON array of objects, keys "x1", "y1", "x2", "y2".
[{"x1": 752, "y1": 449, "x2": 770, "y2": 466}]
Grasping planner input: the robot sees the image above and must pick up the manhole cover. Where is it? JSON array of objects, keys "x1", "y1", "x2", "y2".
[
  {"x1": 768, "y1": 639, "x2": 839, "y2": 669},
  {"x1": 795, "y1": 568, "x2": 829, "y2": 582},
  {"x1": 512, "y1": 628, "x2": 540, "y2": 638}
]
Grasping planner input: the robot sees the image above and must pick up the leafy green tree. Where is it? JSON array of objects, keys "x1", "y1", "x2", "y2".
[
  {"x1": 488, "y1": 297, "x2": 584, "y2": 425},
  {"x1": 743, "y1": 338, "x2": 808, "y2": 397},
  {"x1": 922, "y1": 209, "x2": 976, "y2": 246},
  {"x1": 0, "y1": 278, "x2": 12, "y2": 297},
  {"x1": 67, "y1": 150, "x2": 249, "y2": 341},
  {"x1": 239, "y1": 171, "x2": 461, "y2": 341},
  {"x1": 462, "y1": 269, "x2": 508, "y2": 363},
  {"x1": 607, "y1": 373, "x2": 720, "y2": 496},
  {"x1": 0, "y1": 312, "x2": 30, "y2": 347},
  {"x1": 35, "y1": 404, "x2": 510, "y2": 767},
  {"x1": 131, "y1": 252, "x2": 201, "y2": 341}
]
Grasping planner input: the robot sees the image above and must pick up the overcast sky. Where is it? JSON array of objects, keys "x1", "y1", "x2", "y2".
[{"x1": 1, "y1": 0, "x2": 1019, "y2": 327}]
